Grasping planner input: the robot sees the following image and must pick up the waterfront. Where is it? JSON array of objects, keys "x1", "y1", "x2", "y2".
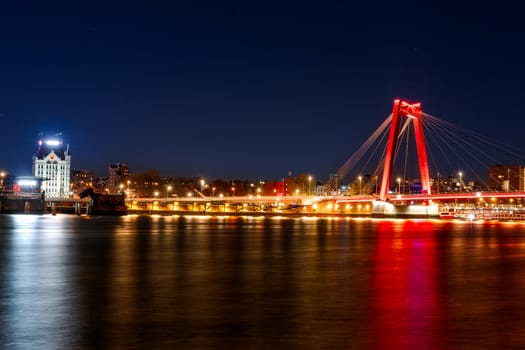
[{"x1": 1, "y1": 215, "x2": 525, "y2": 349}]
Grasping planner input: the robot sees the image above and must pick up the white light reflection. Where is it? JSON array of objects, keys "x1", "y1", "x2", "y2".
[{"x1": 4, "y1": 215, "x2": 77, "y2": 348}]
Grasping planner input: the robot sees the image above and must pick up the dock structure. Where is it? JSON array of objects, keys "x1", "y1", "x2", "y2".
[{"x1": 2, "y1": 192, "x2": 525, "y2": 221}]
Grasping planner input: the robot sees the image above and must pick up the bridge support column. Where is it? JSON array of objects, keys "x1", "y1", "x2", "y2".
[
  {"x1": 372, "y1": 200, "x2": 439, "y2": 218},
  {"x1": 379, "y1": 99, "x2": 431, "y2": 200}
]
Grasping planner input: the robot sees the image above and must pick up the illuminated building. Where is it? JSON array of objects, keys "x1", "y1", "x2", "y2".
[
  {"x1": 488, "y1": 165, "x2": 525, "y2": 191},
  {"x1": 108, "y1": 163, "x2": 129, "y2": 194},
  {"x1": 33, "y1": 137, "x2": 71, "y2": 198},
  {"x1": 71, "y1": 169, "x2": 95, "y2": 194},
  {"x1": 14, "y1": 176, "x2": 43, "y2": 194},
  {"x1": 1, "y1": 175, "x2": 42, "y2": 194}
]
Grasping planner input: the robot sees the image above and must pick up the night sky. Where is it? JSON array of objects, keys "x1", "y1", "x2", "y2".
[{"x1": 1, "y1": 2, "x2": 524, "y2": 181}]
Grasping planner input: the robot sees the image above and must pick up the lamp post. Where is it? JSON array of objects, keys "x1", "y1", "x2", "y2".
[
  {"x1": 166, "y1": 185, "x2": 172, "y2": 198},
  {"x1": 507, "y1": 168, "x2": 510, "y2": 192},
  {"x1": 308, "y1": 175, "x2": 312, "y2": 196},
  {"x1": 437, "y1": 172, "x2": 440, "y2": 195},
  {"x1": 153, "y1": 191, "x2": 159, "y2": 211},
  {"x1": 397, "y1": 177, "x2": 401, "y2": 194},
  {"x1": 458, "y1": 171, "x2": 463, "y2": 192},
  {"x1": 358, "y1": 176, "x2": 362, "y2": 195}
]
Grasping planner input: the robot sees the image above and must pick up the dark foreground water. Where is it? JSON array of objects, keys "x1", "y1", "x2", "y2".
[{"x1": 1, "y1": 215, "x2": 525, "y2": 349}]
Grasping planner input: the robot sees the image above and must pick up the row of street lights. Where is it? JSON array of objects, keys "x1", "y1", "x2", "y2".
[
  {"x1": 149, "y1": 176, "x2": 317, "y2": 198},
  {"x1": 131, "y1": 171, "x2": 470, "y2": 198}
]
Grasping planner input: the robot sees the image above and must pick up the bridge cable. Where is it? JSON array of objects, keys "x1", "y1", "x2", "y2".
[
  {"x1": 422, "y1": 114, "x2": 525, "y2": 190},
  {"x1": 423, "y1": 116, "x2": 491, "y2": 188},
  {"x1": 332, "y1": 114, "x2": 392, "y2": 186},
  {"x1": 402, "y1": 122, "x2": 411, "y2": 193}
]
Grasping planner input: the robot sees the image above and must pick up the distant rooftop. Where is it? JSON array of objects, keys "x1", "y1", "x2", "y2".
[{"x1": 34, "y1": 138, "x2": 70, "y2": 160}]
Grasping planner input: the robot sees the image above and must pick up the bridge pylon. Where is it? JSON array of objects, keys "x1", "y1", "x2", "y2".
[{"x1": 378, "y1": 99, "x2": 431, "y2": 200}]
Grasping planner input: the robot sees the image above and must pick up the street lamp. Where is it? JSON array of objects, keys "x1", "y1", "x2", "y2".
[
  {"x1": 458, "y1": 171, "x2": 463, "y2": 192},
  {"x1": 436, "y1": 172, "x2": 440, "y2": 195},
  {"x1": 166, "y1": 185, "x2": 172, "y2": 198},
  {"x1": 358, "y1": 176, "x2": 362, "y2": 195},
  {"x1": 308, "y1": 175, "x2": 312, "y2": 196},
  {"x1": 397, "y1": 177, "x2": 401, "y2": 194},
  {"x1": 153, "y1": 191, "x2": 159, "y2": 211},
  {"x1": 507, "y1": 168, "x2": 511, "y2": 192}
]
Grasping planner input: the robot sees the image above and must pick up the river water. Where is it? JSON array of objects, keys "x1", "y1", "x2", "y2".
[{"x1": 1, "y1": 214, "x2": 525, "y2": 349}]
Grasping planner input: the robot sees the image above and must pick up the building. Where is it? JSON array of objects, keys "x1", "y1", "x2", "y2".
[
  {"x1": 107, "y1": 163, "x2": 129, "y2": 194},
  {"x1": 33, "y1": 137, "x2": 72, "y2": 198},
  {"x1": 0, "y1": 170, "x2": 6, "y2": 190},
  {"x1": 1, "y1": 175, "x2": 41, "y2": 194},
  {"x1": 488, "y1": 165, "x2": 525, "y2": 191},
  {"x1": 71, "y1": 169, "x2": 95, "y2": 195}
]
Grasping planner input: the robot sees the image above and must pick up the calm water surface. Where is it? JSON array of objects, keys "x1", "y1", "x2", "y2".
[{"x1": 1, "y1": 214, "x2": 525, "y2": 349}]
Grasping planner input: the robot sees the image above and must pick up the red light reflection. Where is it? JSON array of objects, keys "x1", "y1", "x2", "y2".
[{"x1": 367, "y1": 220, "x2": 445, "y2": 350}]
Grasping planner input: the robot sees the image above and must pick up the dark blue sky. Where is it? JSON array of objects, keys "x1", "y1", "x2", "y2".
[{"x1": 1, "y1": 1, "x2": 524, "y2": 180}]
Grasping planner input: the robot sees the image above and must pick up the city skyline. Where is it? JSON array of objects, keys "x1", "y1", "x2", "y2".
[{"x1": 1, "y1": 2, "x2": 524, "y2": 180}]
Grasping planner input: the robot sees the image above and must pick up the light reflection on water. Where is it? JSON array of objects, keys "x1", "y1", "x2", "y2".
[
  {"x1": 1, "y1": 215, "x2": 79, "y2": 349},
  {"x1": 1, "y1": 215, "x2": 525, "y2": 349}
]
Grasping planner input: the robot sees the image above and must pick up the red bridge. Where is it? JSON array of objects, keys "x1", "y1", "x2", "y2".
[{"x1": 329, "y1": 99, "x2": 525, "y2": 218}]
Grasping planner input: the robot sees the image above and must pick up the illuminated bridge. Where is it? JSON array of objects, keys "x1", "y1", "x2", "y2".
[
  {"x1": 328, "y1": 99, "x2": 525, "y2": 218},
  {"x1": 124, "y1": 99, "x2": 525, "y2": 219}
]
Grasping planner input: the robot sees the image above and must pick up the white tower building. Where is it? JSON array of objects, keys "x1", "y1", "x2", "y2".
[{"x1": 33, "y1": 137, "x2": 71, "y2": 198}]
